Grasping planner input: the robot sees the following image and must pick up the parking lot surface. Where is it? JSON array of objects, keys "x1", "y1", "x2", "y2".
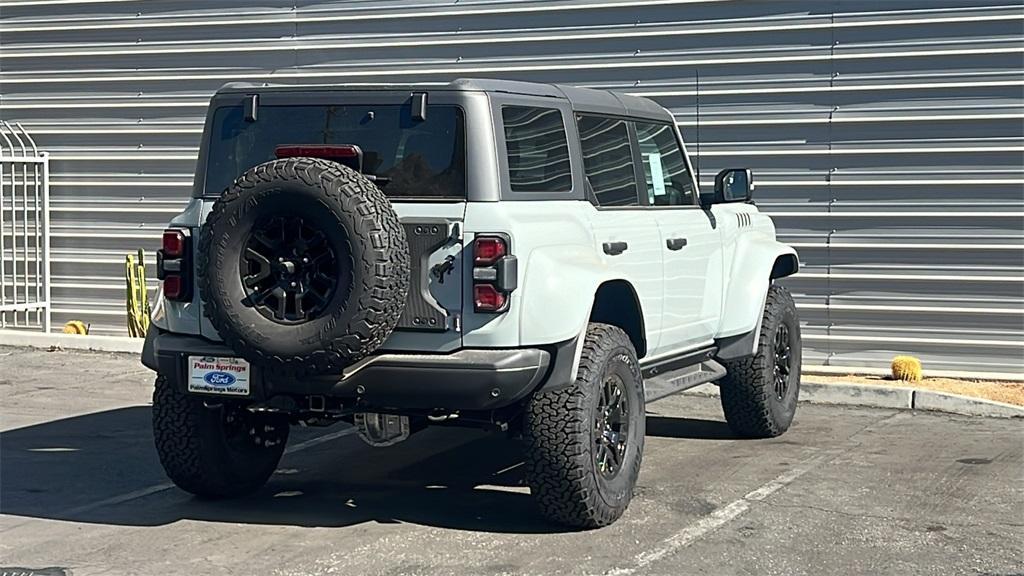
[{"x1": 1, "y1": 346, "x2": 1021, "y2": 576}]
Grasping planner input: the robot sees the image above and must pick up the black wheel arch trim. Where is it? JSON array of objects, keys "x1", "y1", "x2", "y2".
[
  {"x1": 715, "y1": 329, "x2": 759, "y2": 361},
  {"x1": 770, "y1": 253, "x2": 799, "y2": 279}
]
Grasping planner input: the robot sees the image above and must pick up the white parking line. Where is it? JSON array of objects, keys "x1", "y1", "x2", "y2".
[
  {"x1": 603, "y1": 449, "x2": 837, "y2": 576},
  {"x1": 3, "y1": 426, "x2": 357, "y2": 530}
]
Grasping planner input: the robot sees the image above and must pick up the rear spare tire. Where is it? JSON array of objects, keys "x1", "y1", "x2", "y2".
[{"x1": 198, "y1": 157, "x2": 409, "y2": 374}]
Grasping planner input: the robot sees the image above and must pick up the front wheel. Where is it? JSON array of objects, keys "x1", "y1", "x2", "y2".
[
  {"x1": 152, "y1": 375, "x2": 289, "y2": 497},
  {"x1": 719, "y1": 284, "x2": 801, "y2": 438},
  {"x1": 523, "y1": 323, "x2": 645, "y2": 528}
]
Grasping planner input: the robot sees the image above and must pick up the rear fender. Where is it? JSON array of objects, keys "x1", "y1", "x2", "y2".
[
  {"x1": 518, "y1": 244, "x2": 628, "y2": 346},
  {"x1": 521, "y1": 246, "x2": 650, "y2": 392},
  {"x1": 718, "y1": 233, "x2": 799, "y2": 354}
]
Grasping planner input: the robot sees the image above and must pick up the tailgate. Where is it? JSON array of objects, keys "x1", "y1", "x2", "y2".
[{"x1": 382, "y1": 202, "x2": 467, "y2": 353}]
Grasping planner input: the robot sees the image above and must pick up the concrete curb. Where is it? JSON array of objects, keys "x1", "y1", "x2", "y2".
[
  {"x1": 0, "y1": 329, "x2": 143, "y2": 354},
  {"x1": 912, "y1": 389, "x2": 1024, "y2": 419},
  {"x1": 683, "y1": 381, "x2": 1023, "y2": 419}
]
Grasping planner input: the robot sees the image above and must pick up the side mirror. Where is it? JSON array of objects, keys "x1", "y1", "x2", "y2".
[{"x1": 712, "y1": 168, "x2": 755, "y2": 204}]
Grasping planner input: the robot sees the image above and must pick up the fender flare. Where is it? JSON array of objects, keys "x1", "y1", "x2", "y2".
[
  {"x1": 716, "y1": 233, "x2": 799, "y2": 358},
  {"x1": 519, "y1": 244, "x2": 647, "y2": 392}
]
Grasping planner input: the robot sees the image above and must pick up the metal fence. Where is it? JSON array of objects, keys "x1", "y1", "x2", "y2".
[{"x1": 0, "y1": 121, "x2": 51, "y2": 331}]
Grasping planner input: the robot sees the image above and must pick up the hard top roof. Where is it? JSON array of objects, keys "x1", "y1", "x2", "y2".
[{"x1": 216, "y1": 78, "x2": 672, "y2": 122}]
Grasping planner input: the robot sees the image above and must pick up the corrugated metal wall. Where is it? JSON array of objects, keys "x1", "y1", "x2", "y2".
[{"x1": 1, "y1": 0, "x2": 1022, "y2": 373}]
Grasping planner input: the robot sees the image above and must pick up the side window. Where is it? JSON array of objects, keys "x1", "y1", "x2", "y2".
[
  {"x1": 502, "y1": 106, "x2": 572, "y2": 193},
  {"x1": 634, "y1": 121, "x2": 697, "y2": 206},
  {"x1": 577, "y1": 115, "x2": 639, "y2": 206}
]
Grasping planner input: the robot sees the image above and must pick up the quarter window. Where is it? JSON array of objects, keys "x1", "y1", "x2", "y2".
[
  {"x1": 577, "y1": 115, "x2": 639, "y2": 206},
  {"x1": 634, "y1": 121, "x2": 696, "y2": 206},
  {"x1": 502, "y1": 106, "x2": 572, "y2": 193}
]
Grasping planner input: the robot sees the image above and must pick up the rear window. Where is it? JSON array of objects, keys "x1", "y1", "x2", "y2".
[
  {"x1": 501, "y1": 106, "x2": 572, "y2": 193},
  {"x1": 577, "y1": 115, "x2": 638, "y2": 206},
  {"x1": 204, "y1": 104, "x2": 465, "y2": 199}
]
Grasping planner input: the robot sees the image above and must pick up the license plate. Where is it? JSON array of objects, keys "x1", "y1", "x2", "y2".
[{"x1": 188, "y1": 356, "x2": 250, "y2": 396}]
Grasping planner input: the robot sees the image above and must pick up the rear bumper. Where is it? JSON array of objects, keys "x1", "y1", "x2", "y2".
[{"x1": 142, "y1": 328, "x2": 552, "y2": 411}]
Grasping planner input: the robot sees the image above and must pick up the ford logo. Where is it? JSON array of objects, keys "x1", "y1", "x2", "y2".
[{"x1": 204, "y1": 371, "x2": 236, "y2": 387}]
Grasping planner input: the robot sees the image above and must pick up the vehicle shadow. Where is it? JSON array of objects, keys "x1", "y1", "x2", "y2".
[
  {"x1": 645, "y1": 415, "x2": 742, "y2": 440},
  {"x1": 1, "y1": 405, "x2": 736, "y2": 533}
]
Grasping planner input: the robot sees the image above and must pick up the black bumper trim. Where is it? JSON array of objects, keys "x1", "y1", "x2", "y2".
[{"x1": 142, "y1": 328, "x2": 552, "y2": 411}]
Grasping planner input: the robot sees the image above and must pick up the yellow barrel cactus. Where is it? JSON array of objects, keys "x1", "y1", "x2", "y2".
[
  {"x1": 891, "y1": 355, "x2": 923, "y2": 382},
  {"x1": 62, "y1": 320, "x2": 89, "y2": 335}
]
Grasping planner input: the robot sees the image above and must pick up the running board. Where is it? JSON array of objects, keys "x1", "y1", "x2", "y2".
[{"x1": 643, "y1": 358, "x2": 727, "y2": 404}]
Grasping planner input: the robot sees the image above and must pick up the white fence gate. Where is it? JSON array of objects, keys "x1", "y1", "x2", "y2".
[{"x1": 0, "y1": 121, "x2": 50, "y2": 331}]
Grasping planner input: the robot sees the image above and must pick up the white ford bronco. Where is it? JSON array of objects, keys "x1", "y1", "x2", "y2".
[{"x1": 142, "y1": 78, "x2": 801, "y2": 528}]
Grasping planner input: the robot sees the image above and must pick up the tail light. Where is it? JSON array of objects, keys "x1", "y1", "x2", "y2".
[
  {"x1": 472, "y1": 234, "x2": 516, "y2": 312},
  {"x1": 157, "y1": 228, "x2": 192, "y2": 301},
  {"x1": 473, "y1": 236, "x2": 507, "y2": 266}
]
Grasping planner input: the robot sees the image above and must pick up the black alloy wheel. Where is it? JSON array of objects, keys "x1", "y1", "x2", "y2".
[
  {"x1": 773, "y1": 323, "x2": 792, "y2": 399},
  {"x1": 595, "y1": 373, "x2": 630, "y2": 479},
  {"x1": 241, "y1": 215, "x2": 343, "y2": 325}
]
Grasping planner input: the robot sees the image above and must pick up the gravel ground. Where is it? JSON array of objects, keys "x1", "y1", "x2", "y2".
[{"x1": 1, "y1": 346, "x2": 1021, "y2": 576}]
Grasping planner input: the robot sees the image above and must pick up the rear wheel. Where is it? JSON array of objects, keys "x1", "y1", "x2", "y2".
[
  {"x1": 719, "y1": 284, "x2": 801, "y2": 438},
  {"x1": 152, "y1": 374, "x2": 288, "y2": 498},
  {"x1": 523, "y1": 323, "x2": 645, "y2": 528}
]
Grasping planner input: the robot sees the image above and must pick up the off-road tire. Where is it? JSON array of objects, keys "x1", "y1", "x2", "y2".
[
  {"x1": 524, "y1": 323, "x2": 645, "y2": 528},
  {"x1": 719, "y1": 284, "x2": 801, "y2": 438},
  {"x1": 152, "y1": 374, "x2": 288, "y2": 498},
  {"x1": 198, "y1": 157, "x2": 409, "y2": 375}
]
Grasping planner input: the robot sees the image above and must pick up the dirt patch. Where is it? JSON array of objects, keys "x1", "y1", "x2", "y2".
[{"x1": 804, "y1": 374, "x2": 1024, "y2": 407}]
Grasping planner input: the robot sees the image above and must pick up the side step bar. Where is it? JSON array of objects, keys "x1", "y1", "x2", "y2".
[{"x1": 642, "y1": 347, "x2": 727, "y2": 404}]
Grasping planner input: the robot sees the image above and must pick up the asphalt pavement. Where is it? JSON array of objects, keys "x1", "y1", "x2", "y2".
[{"x1": 0, "y1": 346, "x2": 1021, "y2": 576}]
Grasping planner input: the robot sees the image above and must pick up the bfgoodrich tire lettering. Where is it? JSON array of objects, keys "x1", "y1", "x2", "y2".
[
  {"x1": 198, "y1": 157, "x2": 410, "y2": 375},
  {"x1": 152, "y1": 374, "x2": 288, "y2": 497},
  {"x1": 524, "y1": 323, "x2": 645, "y2": 528},
  {"x1": 719, "y1": 284, "x2": 801, "y2": 438}
]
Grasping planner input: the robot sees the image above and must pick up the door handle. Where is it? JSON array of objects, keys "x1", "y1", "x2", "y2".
[
  {"x1": 666, "y1": 237, "x2": 688, "y2": 251},
  {"x1": 603, "y1": 241, "x2": 628, "y2": 256}
]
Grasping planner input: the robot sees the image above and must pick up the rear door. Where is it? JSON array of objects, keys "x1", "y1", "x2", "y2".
[
  {"x1": 632, "y1": 120, "x2": 723, "y2": 352},
  {"x1": 194, "y1": 90, "x2": 469, "y2": 352},
  {"x1": 577, "y1": 114, "x2": 664, "y2": 354}
]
